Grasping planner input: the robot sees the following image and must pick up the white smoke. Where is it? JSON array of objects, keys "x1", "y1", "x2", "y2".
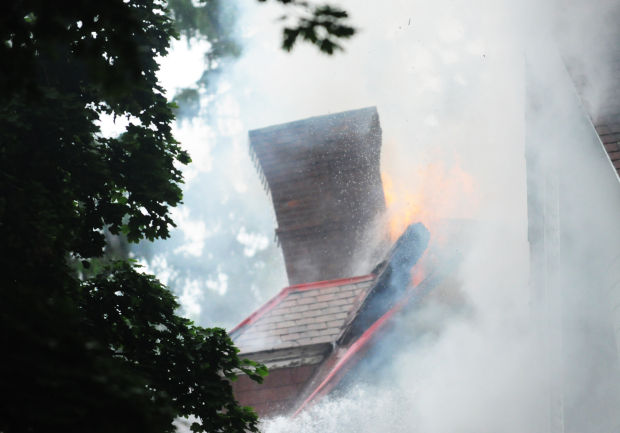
[{"x1": 215, "y1": 0, "x2": 620, "y2": 432}]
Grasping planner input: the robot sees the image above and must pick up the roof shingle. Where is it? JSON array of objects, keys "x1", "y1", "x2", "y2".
[{"x1": 233, "y1": 276, "x2": 375, "y2": 354}]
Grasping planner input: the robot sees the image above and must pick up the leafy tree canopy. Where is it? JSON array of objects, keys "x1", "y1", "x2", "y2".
[
  {"x1": 265, "y1": 0, "x2": 356, "y2": 54},
  {"x1": 0, "y1": 0, "x2": 354, "y2": 432},
  {"x1": 0, "y1": 1, "x2": 266, "y2": 432}
]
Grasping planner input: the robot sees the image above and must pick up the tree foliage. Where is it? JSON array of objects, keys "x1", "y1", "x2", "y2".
[
  {"x1": 0, "y1": 0, "x2": 355, "y2": 431},
  {"x1": 0, "y1": 1, "x2": 266, "y2": 432},
  {"x1": 166, "y1": 0, "x2": 242, "y2": 121},
  {"x1": 264, "y1": 0, "x2": 356, "y2": 54},
  {"x1": 168, "y1": 0, "x2": 356, "y2": 120}
]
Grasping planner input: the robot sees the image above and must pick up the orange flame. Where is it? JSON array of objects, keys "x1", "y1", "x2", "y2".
[
  {"x1": 382, "y1": 162, "x2": 477, "y2": 241},
  {"x1": 383, "y1": 162, "x2": 476, "y2": 288},
  {"x1": 410, "y1": 263, "x2": 426, "y2": 287}
]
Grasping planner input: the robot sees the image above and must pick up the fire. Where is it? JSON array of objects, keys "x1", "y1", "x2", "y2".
[
  {"x1": 410, "y1": 263, "x2": 426, "y2": 287},
  {"x1": 382, "y1": 161, "x2": 477, "y2": 288},
  {"x1": 381, "y1": 162, "x2": 477, "y2": 241}
]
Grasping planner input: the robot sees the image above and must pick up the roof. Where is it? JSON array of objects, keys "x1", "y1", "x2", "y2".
[
  {"x1": 231, "y1": 275, "x2": 375, "y2": 356},
  {"x1": 230, "y1": 222, "x2": 440, "y2": 417},
  {"x1": 594, "y1": 123, "x2": 620, "y2": 178},
  {"x1": 248, "y1": 107, "x2": 386, "y2": 285},
  {"x1": 229, "y1": 275, "x2": 377, "y2": 416}
]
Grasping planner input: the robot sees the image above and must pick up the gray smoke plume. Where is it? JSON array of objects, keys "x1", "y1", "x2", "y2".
[
  {"x1": 134, "y1": 0, "x2": 620, "y2": 430},
  {"x1": 231, "y1": 0, "x2": 620, "y2": 431}
]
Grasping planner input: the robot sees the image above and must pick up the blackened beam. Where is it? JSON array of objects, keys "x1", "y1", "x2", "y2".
[{"x1": 339, "y1": 222, "x2": 430, "y2": 346}]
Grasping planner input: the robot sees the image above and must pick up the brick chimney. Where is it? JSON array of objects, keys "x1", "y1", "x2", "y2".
[{"x1": 249, "y1": 107, "x2": 386, "y2": 285}]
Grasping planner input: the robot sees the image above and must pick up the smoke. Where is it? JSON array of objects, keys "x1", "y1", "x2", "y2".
[
  {"x1": 131, "y1": 0, "x2": 620, "y2": 429},
  {"x1": 213, "y1": 0, "x2": 620, "y2": 432}
]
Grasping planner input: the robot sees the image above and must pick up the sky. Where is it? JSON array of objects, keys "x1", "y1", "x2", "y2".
[
  {"x1": 126, "y1": 1, "x2": 288, "y2": 330},
  {"x1": 101, "y1": 9, "x2": 287, "y2": 330}
]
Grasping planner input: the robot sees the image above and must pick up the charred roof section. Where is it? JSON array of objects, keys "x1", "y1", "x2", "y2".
[
  {"x1": 229, "y1": 222, "x2": 434, "y2": 418},
  {"x1": 339, "y1": 222, "x2": 430, "y2": 346},
  {"x1": 249, "y1": 107, "x2": 386, "y2": 285}
]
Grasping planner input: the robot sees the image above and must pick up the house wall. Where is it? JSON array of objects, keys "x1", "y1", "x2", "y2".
[
  {"x1": 558, "y1": 100, "x2": 620, "y2": 433},
  {"x1": 526, "y1": 46, "x2": 620, "y2": 433},
  {"x1": 232, "y1": 364, "x2": 318, "y2": 418}
]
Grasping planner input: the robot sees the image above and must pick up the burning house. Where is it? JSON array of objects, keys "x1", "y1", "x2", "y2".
[
  {"x1": 229, "y1": 107, "x2": 464, "y2": 417},
  {"x1": 230, "y1": 33, "x2": 620, "y2": 427}
]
